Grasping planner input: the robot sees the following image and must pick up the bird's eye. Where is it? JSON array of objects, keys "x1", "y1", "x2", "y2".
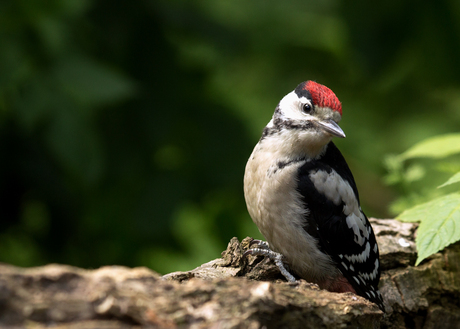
[{"x1": 302, "y1": 103, "x2": 312, "y2": 113}]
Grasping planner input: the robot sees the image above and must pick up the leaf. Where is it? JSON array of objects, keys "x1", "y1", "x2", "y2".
[
  {"x1": 45, "y1": 108, "x2": 105, "y2": 187},
  {"x1": 404, "y1": 164, "x2": 426, "y2": 182},
  {"x1": 438, "y1": 172, "x2": 460, "y2": 188},
  {"x1": 397, "y1": 198, "x2": 433, "y2": 223},
  {"x1": 397, "y1": 193, "x2": 460, "y2": 265},
  {"x1": 53, "y1": 56, "x2": 136, "y2": 108},
  {"x1": 399, "y1": 134, "x2": 460, "y2": 160}
]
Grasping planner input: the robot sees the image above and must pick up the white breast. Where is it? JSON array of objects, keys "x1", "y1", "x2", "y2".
[{"x1": 243, "y1": 134, "x2": 340, "y2": 283}]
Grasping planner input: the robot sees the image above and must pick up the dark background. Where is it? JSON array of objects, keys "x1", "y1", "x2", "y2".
[{"x1": 1, "y1": 0, "x2": 459, "y2": 274}]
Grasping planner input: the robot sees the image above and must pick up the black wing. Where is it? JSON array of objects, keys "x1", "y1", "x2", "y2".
[{"x1": 296, "y1": 142, "x2": 384, "y2": 310}]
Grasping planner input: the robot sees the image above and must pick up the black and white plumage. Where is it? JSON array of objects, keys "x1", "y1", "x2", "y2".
[{"x1": 243, "y1": 81, "x2": 384, "y2": 311}]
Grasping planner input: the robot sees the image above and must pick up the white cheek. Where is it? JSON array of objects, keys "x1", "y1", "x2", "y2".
[{"x1": 278, "y1": 91, "x2": 313, "y2": 121}]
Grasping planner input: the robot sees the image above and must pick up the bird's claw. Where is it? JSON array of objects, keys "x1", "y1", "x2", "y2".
[
  {"x1": 244, "y1": 241, "x2": 297, "y2": 283},
  {"x1": 248, "y1": 239, "x2": 270, "y2": 250}
]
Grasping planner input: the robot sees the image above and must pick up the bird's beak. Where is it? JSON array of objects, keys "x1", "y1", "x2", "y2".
[{"x1": 314, "y1": 119, "x2": 346, "y2": 138}]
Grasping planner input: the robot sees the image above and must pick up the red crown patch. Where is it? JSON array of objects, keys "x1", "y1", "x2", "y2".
[{"x1": 304, "y1": 81, "x2": 342, "y2": 115}]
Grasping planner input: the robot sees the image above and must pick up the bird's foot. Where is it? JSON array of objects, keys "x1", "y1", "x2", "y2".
[
  {"x1": 248, "y1": 239, "x2": 270, "y2": 250},
  {"x1": 244, "y1": 240, "x2": 296, "y2": 283}
]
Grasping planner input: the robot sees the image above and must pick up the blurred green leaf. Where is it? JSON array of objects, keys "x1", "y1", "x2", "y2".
[
  {"x1": 154, "y1": 145, "x2": 185, "y2": 171},
  {"x1": 397, "y1": 193, "x2": 460, "y2": 265},
  {"x1": 399, "y1": 134, "x2": 460, "y2": 161},
  {"x1": 438, "y1": 172, "x2": 460, "y2": 188},
  {"x1": 0, "y1": 233, "x2": 44, "y2": 266},
  {"x1": 383, "y1": 154, "x2": 404, "y2": 185},
  {"x1": 404, "y1": 164, "x2": 426, "y2": 183},
  {"x1": 54, "y1": 57, "x2": 137, "y2": 108},
  {"x1": 435, "y1": 161, "x2": 460, "y2": 175},
  {"x1": 21, "y1": 200, "x2": 50, "y2": 236},
  {"x1": 45, "y1": 109, "x2": 104, "y2": 186},
  {"x1": 143, "y1": 201, "x2": 225, "y2": 274},
  {"x1": 14, "y1": 74, "x2": 58, "y2": 130}
]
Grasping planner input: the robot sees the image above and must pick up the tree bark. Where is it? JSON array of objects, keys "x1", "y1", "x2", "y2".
[{"x1": 0, "y1": 219, "x2": 459, "y2": 328}]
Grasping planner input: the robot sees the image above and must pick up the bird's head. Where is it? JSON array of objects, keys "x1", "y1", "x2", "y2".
[{"x1": 263, "y1": 81, "x2": 345, "y2": 157}]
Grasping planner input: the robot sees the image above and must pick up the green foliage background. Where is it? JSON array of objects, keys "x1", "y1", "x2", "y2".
[
  {"x1": 1, "y1": 0, "x2": 460, "y2": 273},
  {"x1": 386, "y1": 134, "x2": 460, "y2": 265}
]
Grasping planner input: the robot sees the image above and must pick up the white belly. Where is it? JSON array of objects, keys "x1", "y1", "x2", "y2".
[{"x1": 244, "y1": 145, "x2": 339, "y2": 283}]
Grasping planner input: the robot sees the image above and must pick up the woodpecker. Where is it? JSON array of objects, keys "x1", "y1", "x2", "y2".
[{"x1": 243, "y1": 81, "x2": 384, "y2": 311}]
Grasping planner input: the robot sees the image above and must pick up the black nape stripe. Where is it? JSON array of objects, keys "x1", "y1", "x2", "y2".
[{"x1": 294, "y1": 81, "x2": 313, "y2": 100}]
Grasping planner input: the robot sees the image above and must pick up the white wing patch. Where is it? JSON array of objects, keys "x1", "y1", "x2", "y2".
[
  {"x1": 309, "y1": 169, "x2": 369, "y2": 246},
  {"x1": 344, "y1": 241, "x2": 371, "y2": 263},
  {"x1": 360, "y1": 259, "x2": 379, "y2": 281},
  {"x1": 370, "y1": 259, "x2": 379, "y2": 280}
]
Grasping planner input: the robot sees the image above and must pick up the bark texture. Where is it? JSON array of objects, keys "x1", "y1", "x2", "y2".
[{"x1": 0, "y1": 219, "x2": 459, "y2": 328}]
